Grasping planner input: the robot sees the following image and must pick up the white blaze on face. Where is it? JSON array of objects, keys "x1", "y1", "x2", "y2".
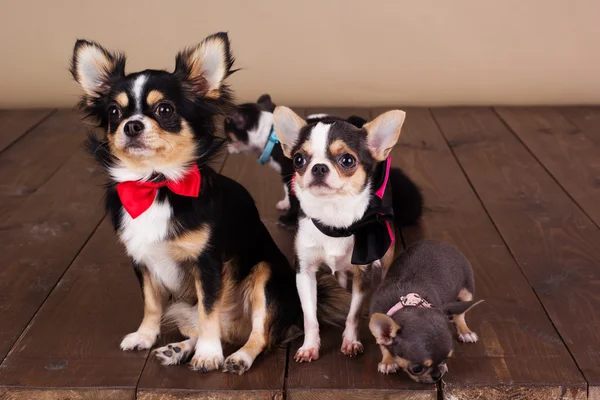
[
  {"x1": 132, "y1": 74, "x2": 148, "y2": 112},
  {"x1": 303, "y1": 123, "x2": 342, "y2": 190}
]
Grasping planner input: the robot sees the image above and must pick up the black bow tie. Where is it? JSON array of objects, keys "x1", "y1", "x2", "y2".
[{"x1": 311, "y1": 160, "x2": 394, "y2": 265}]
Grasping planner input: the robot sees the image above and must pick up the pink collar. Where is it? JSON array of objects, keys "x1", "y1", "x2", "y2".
[{"x1": 386, "y1": 293, "x2": 434, "y2": 316}]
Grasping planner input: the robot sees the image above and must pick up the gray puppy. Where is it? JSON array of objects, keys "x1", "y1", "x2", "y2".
[{"x1": 369, "y1": 240, "x2": 482, "y2": 383}]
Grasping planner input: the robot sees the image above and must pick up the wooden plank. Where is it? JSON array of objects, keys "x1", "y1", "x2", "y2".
[
  {"x1": 0, "y1": 220, "x2": 141, "y2": 400},
  {"x1": 0, "y1": 110, "x2": 91, "y2": 217},
  {"x1": 136, "y1": 143, "x2": 289, "y2": 399},
  {"x1": 557, "y1": 106, "x2": 600, "y2": 146},
  {"x1": 0, "y1": 152, "x2": 105, "y2": 362},
  {"x1": 495, "y1": 107, "x2": 600, "y2": 229},
  {"x1": 429, "y1": 107, "x2": 592, "y2": 398},
  {"x1": 384, "y1": 108, "x2": 586, "y2": 399},
  {"x1": 286, "y1": 108, "x2": 435, "y2": 400},
  {"x1": 0, "y1": 109, "x2": 54, "y2": 154}
]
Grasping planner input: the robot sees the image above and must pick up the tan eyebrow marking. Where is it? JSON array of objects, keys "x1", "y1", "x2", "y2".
[
  {"x1": 115, "y1": 92, "x2": 128, "y2": 108},
  {"x1": 146, "y1": 90, "x2": 164, "y2": 106}
]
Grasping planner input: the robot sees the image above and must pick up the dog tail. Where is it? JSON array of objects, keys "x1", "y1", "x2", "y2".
[
  {"x1": 389, "y1": 167, "x2": 423, "y2": 227},
  {"x1": 315, "y1": 272, "x2": 352, "y2": 326},
  {"x1": 163, "y1": 302, "x2": 198, "y2": 336}
]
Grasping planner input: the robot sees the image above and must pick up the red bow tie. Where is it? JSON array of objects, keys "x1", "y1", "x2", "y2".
[{"x1": 116, "y1": 165, "x2": 201, "y2": 219}]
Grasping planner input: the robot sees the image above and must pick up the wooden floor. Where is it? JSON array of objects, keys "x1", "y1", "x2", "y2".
[{"x1": 0, "y1": 107, "x2": 599, "y2": 400}]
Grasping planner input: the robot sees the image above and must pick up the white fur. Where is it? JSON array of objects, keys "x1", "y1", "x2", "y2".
[
  {"x1": 250, "y1": 111, "x2": 275, "y2": 151},
  {"x1": 75, "y1": 44, "x2": 112, "y2": 96},
  {"x1": 295, "y1": 270, "x2": 320, "y2": 359},
  {"x1": 309, "y1": 123, "x2": 330, "y2": 162},
  {"x1": 120, "y1": 331, "x2": 155, "y2": 350},
  {"x1": 195, "y1": 36, "x2": 228, "y2": 91},
  {"x1": 306, "y1": 113, "x2": 329, "y2": 119},
  {"x1": 132, "y1": 75, "x2": 148, "y2": 111},
  {"x1": 118, "y1": 198, "x2": 182, "y2": 292},
  {"x1": 276, "y1": 184, "x2": 290, "y2": 210}
]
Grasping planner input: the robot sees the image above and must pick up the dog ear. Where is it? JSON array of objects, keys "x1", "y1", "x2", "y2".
[
  {"x1": 175, "y1": 32, "x2": 235, "y2": 99},
  {"x1": 257, "y1": 94, "x2": 276, "y2": 112},
  {"x1": 363, "y1": 110, "x2": 406, "y2": 161},
  {"x1": 227, "y1": 108, "x2": 247, "y2": 130},
  {"x1": 273, "y1": 106, "x2": 306, "y2": 158},
  {"x1": 369, "y1": 313, "x2": 400, "y2": 346},
  {"x1": 441, "y1": 300, "x2": 484, "y2": 317},
  {"x1": 70, "y1": 40, "x2": 125, "y2": 101}
]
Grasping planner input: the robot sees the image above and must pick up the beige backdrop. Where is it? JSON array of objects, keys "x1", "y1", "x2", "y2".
[{"x1": 1, "y1": 0, "x2": 599, "y2": 108}]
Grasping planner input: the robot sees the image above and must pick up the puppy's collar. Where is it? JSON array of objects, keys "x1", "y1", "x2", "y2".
[
  {"x1": 311, "y1": 157, "x2": 395, "y2": 265},
  {"x1": 116, "y1": 164, "x2": 201, "y2": 219},
  {"x1": 386, "y1": 293, "x2": 434, "y2": 316},
  {"x1": 258, "y1": 125, "x2": 278, "y2": 165}
]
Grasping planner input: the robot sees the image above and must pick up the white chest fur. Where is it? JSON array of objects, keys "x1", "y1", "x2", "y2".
[
  {"x1": 118, "y1": 199, "x2": 182, "y2": 292},
  {"x1": 296, "y1": 217, "x2": 355, "y2": 273}
]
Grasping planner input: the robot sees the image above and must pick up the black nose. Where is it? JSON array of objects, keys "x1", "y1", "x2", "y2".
[
  {"x1": 312, "y1": 163, "x2": 329, "y2": 176},
  {"x1": 124, "y1": 120, "x2": 144, "y2": 137},
  {"x1": 431, "y1": 371, "x2": 443, "y2": 382}
]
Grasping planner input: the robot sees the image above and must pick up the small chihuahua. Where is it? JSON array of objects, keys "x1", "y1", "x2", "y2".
[
  {"x1": 273, "y1": 107, "x2": 423, "y2": 362},
  {"x1": 369, "y1": 240, "x2": 482, "y2": 383},
  {"x1": 224, "y1": 94, "x2": 366, "y2": 226}
]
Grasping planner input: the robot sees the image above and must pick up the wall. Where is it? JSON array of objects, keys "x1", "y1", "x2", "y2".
[{"x1": 1, "y1": 0, "x2": 599, "y2": 108}]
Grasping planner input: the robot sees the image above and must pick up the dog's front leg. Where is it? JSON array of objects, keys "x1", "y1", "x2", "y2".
[
  {"x1": 121, "y1": 265, "x2": 165, "y2": 351},
  {"x1": 294, "y1": 264, "x2": 320, "y2": 362},
  {"x1": 190, "y1": 253, "x2": 224, "y2": 372},
  {"x1": 341, "y1": 267, "x2": 371, "y2": 357}
]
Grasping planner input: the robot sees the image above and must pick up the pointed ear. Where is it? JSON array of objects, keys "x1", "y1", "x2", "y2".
[
  {"x1": 273, "y1": 106, "x2": 306, "y2": 158},
  {"x1": 70, "y1": 40, "x2": 125, "y2": 101},
  {"x1": 175, "y1": 32, "x2": 235, "y2": 99},
  {"x1": 228, "y1": 108, "x2": 246, "y2": 130},
  {"x1": 363, "y1": 110, "x2": 406, "y2": 161},
  {"x1": 442, "y1": 300, "x2": 484, "y2": 317},
  {"x1": 369, "y1": 313, "x2": 400, "y2": 346},
  {"x1": 257, "y1": 94, "x2": 276, "y2": 112}
]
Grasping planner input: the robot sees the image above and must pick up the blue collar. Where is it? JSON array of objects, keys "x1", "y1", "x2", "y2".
[{"x1": 258, "y1": 125, "x2": 278, "y2": 165}]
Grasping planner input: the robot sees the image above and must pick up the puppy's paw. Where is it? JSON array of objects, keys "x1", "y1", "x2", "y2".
[
  {"x1": 120, "y1": 331, "x2": 156, "y2": 351},
  {"x1": 378, "y1": 361, "x2": 399, "y2": 374},
  {"x1": 458, "y1": 331, "x2": 479, "y2": 343},
  {"x1": 154, "y1": 342, "x2": 192, "y2": 366},
  {"x1": 223, "y1": 351, "x2": 252, "y2": 375},
  {"x1": 341, "y1": 339, "x2": 364, "y2": 357},
  {"x1": 190, "y1": 341, "x2": 224, "y2": 373},
  {"x1": 276, "y1": 198, "x2": 290, "y2": 211},
  {"x1": 294, "y1": 346, "x2": 319, "y2": 362}
]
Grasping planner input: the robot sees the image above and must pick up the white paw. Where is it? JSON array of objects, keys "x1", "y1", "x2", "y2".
[
  {"x1": 378, "y1": 361, "x2": 399, "y2": 374},
  {"x1": 154, "y1": 342, "x2": 192, "y2": 366},
  {"x1": 223, "y1": 350, "x2": 253, "y2": 375},
  {"x1": 190, "y1": 340, "x2": 224, "y2": 372},
  {"x1": 294, "y1": 345, "x2": 320, "y2": 362},
  {"x1": 276, "y1": 198, "x2": 290, "y2": 211},
  {"x1": 341, "y1": 339, "x2": 364, "y2": 357},
  {"x1": 120, "y1": 331, "x2": 156, "y2": 351},
  {"x1": 227, "y1": 144, "x2": 240, "y2": 154},
  {"x1": 458, "y1": 332, "x2": 479, "y2": 343}
]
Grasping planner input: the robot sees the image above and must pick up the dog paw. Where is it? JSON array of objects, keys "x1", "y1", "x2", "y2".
[
  {"x1": 341, "y1": 340, "x2": 364, "y2": 357},
  {"x1": 120, "y1": 331, "x2": 156, "y2": 351},
  {"x1": 276, "y1": 199, "x2": 290, "y2": 211},
  {"x1": 294, "y1": 346, "x2": 319, "y2": 362},
  {"x1": 190, "y1": 342, "x2": 224, "y2": 373},
  {"x1": 223, "y1": 351, "x2": 252, "y2": 375},
  {"x1": 458, "y1": 331, "x2": 479, "y2": 343},
  {"x1": 154, "y1": 343, "x2": 190, "y2": 366},
  {"x1": 378, "y1": 361, "x2": 399, "y2": 374}
]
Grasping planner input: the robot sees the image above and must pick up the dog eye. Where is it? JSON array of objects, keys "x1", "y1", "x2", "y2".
[
  {"x1": 293, "y1": 153, "x2": 306, "y2": 169},
  {"x1": 409, "y1": 364, "x2": 425, "y2": 375},
  {"x1": 108, "y1": 105, "x2": 121, "y2": 120},
  {"x1": 155, "y1": 102, "x2": 174, "y2": 118},
  {"x1": 338, "y1": 154, "x2": 356, "y2": 169}
]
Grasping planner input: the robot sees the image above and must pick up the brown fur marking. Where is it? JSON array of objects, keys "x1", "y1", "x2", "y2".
[
  {"x1": 146, "y1": 90, "x2": 164, "y2": 106},
  {"x1": 138, "y1": 269, "x2": 165, "y2": 334},
  {"x1": 115, "y1": 92, "x2": 129, "y2": 108},
  {"x1": 169, "y1": 226, "x2": 211, "y2": 262}
]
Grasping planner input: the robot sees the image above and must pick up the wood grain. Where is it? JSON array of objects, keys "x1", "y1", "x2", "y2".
[
  {"x1": 557, "y1": 106, "x2": 600, "y2": 146},
  {"x1": 0, "y1": 220, "x2": 143, "y2": 399},
  {"x1": 0, "y1": 152, "x2": 105, "y2": 362},
  {"x1": 0, "y1": 110, "x2": 93, "y2": 217},
  {"x1": 390, "y1": 108, "x2": 586, "y2": 398},
  {"x1": 495, "y1": 106, "x2": 600, "y2": 228},
  {"x1": 0, "y1": 109, "x2": 54, "y2": 153}
]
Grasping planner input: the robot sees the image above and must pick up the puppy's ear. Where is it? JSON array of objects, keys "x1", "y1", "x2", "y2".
[
  {"x1": 228, "y1": 108, "x2": 246, "y2": 130},
  {"x1": 70, "y1": 40, "x2": 125, "y2": 101},
  {"x1": 369, "y1": 313, "x2": 400, "y2": 346},
  {"x1": 273, "y1": 106, "x2": 306, "y2": 158},
  {"x1": 441, "y1": 300, "x2": 484, "y2": 317},
  {"x1": 175, "y1": 32, "x2": 235, "y2": 99},
  {"x1": 363, "y1": 110, "x2": 406, "y2": 161},
  {"x1": 257, "y1": 94, "x2": 276, "y2": 112}
]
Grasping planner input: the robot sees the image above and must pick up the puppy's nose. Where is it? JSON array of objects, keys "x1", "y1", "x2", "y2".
[
  {"x1": 312, "y1": 163, "x2": 329, "y2": 176},
  {"x1": 124, "y1": 120, "x2": 144, "y2": 137}
]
